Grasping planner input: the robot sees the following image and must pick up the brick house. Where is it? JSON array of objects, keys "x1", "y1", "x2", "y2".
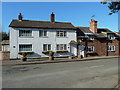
[{"x1": 77, "y1": 19, "x2": 120, "y2": 57}]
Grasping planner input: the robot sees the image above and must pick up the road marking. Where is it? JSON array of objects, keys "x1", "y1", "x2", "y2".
[{"x1": 89, "y1": 65, "x2": 104, "y2": 68}]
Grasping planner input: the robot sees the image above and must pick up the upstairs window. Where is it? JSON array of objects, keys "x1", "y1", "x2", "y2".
[
  {"x1": 56, "y1": 31, "x2": 67, "y2": 37},
  {"x1": 107, "y1": 34, "x2": 115, "y2": 40},
  {"x1": 87, "y1": 46, "x2": 94, "y2": 52},
  {"x1": 19, "y1": 44, "x2": 32, "y2": 52},
  {"x1": 39, "y1": 30, "x2": 47, "y2": 37},
  {"x1": 19, "y1": 30, "x2": 32, "y2": 37},
  {"x1": 56, "y1": 44, "x2": 67, "y2": 51},
  {"x1": 43, "y1": 44, "x2": 51, "y2": 51},
  {"x1": 88, "y1": 35, "x2": 94, "y2": 40},
  {"x1": 107, "y1": 45, "x2": 115, "y2": 51}
]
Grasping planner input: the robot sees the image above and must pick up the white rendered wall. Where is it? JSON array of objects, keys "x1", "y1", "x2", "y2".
[{"x1": 10, "y1": 27, "x2": 77, "y2": 59}]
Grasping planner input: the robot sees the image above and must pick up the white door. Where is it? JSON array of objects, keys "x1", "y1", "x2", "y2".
[
  {"x1": 70, "y1": 45, "x2": 77, "y2": 56},
  {"x1": 78, "y1": 45, "x2": 84, "y2": 57}
]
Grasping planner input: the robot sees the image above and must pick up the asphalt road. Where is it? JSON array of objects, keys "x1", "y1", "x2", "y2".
[{"x1": 2, "y1": 58, "x2": 118, "y2": 88}]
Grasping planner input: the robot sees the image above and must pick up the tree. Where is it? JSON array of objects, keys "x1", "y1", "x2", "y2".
[
  {"x1": 0, "y1": 32, "x2": 9, "y2": 40},
  {"x1": 101, "y1": 0, "x2": 120, "y2": 15}
]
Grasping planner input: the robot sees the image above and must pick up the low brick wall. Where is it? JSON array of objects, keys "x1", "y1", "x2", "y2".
[{"x1": 0, "y1": 51, "x2": 10, "y2": 60}]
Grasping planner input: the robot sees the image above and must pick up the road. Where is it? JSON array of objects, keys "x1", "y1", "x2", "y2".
[{"x1": 2, "y1": 58, "x2": 118, "y2": 88}]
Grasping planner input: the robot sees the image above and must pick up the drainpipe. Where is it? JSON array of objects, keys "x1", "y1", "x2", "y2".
[
  {"x1": 106, "y1": 39, "x2": 108, "y2": 56},
  {"x1": 85, "y1": 39, "x2": 88, "y2": 57}
]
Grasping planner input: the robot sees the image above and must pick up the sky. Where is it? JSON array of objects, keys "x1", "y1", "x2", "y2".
[{"x1": 2, "y1": 2, "x2": 118, "y2": 33}]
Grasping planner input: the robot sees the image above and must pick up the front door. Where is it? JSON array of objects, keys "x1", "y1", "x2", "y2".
[
  {"x1": 78, "y1": 45, "x2": 84, "y2": 57},
  {"x1": 70, "y1": 44, "x2": 77, "y2": 56}
]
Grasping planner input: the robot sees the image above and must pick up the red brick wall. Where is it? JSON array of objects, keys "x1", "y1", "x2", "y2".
[
  {"x1": 79, "y1": 39, "x2": 120, "y2": 57},
  {"x1": 1, "y1": 51, "x2": 10, "y2": 60}
]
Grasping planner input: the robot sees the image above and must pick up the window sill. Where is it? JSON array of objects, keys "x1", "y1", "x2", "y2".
[
  {"x1": 39, "y1": 36, "x2": 48, "y2": 38},
  {"x1": 108, "y1": 51, "x2": 115, "y2": 52},
  {"x1": 19, "y1": 36, "x2": 34, "y2": 38},
  {"x1": 87, "y1": 52, "x2": 95, "y2": 53},
  {"x1": 56, "y1": 36, "x2": 68, "y2": 38},
  {"x1": 108, "y1": 39, "x2": 115, "y2": 40}
]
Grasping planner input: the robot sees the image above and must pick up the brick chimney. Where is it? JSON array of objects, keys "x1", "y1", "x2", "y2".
[
  {"x1": 50, "y1": 12, "x2": 55, "y2": 22},
  {"x1": 18, "y1": 13, "x2": 23, "y2": 20},
  {"x1": 89, "y1": 19, "x2": 97, "y2": 33}
]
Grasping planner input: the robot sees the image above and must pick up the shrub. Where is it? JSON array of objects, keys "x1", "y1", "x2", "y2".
[{"x1": 49, "y1": 51, "x2": 54, "y2": 56}]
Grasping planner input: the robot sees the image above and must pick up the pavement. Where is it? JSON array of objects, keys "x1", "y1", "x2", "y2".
[{"x1": 2, "y1": 56, "x2": 120, "y2": 66}]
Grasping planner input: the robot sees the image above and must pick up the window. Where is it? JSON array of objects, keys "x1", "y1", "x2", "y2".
[
  {"x1": 56, "y1": 44, "x2": 67, "y2": 51},
  {"x1": 39, "y1": 30, "x2": 47, "y2": 37},
  {"x1": 107, "y1": 45, "x2": 115, "y2": 51},
  {"x1": 87, "y1": 46, "x2": 94, "y2": 52},
  {"x1": 107, "y1": 34, "x2": 115, "y2": 40},
  {"x1": 43, "y1": 44, "x2": 51, "y2": 51},
  {"x1": 19, "y1": 44, "x2": 32, "y2": 51},
  {"x1": 19, "y1": 30, "x2": 32, "y2": 37},
  {"x1": 88, "y1": 35, "x2": 94, "y2": 40},
  {"x1": 56, "y1": 31, "x2": 67, "y2": 37}
]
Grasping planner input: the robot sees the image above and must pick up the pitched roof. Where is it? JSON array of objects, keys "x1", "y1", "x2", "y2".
[
  {"x1": 1, "y1": 40, "x2": 9, "y2": 45},
  {"x1": 9, "y1": 19, "x2": 76, "y2": 30},
  {"x1": 76, "y1": 27, "x2": 113, "y2": 34},
  {"x1": 94, "y1": 33, "x2": 107, "y2": 38},
  {"x1": 97, "y1": 28, "x2": 113, "y2": 33},
  {"x1": 76, "y1": 27, "x2": 93, "y2": 33},
  {"x1": 76, "y1": 27, "x2": 116, "y2": 38}
]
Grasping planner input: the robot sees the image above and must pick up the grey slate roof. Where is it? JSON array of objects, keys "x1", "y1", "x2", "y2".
[
  {"x1": 77, "y1": 27, "x2": 113, "y2": 34},
  {"x1": 76, "y1": 27, "x2": 115, "y2": 38},
  {"x1": 76, "y1": 27, "x2": 93, "y2": 33},
  {"x1": 9, "y1": 20, "x2": 76, "y2": 30}
]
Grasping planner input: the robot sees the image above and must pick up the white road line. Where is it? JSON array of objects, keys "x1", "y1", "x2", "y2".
[{"x1": 89, "y1": 65, "x2": 104, "y2": 68}]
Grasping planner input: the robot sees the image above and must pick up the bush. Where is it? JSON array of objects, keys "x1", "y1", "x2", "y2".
[
  {"x1": 22, "y1": 52, "x2": 27, "y2": 58},
  {"x1": 49, "y1": 51, "x2": 54, "y2": 56}
]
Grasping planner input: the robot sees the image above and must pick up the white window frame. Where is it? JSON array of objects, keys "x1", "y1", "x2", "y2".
[
  {"x1": 39, "y1": 30, "x2": 47, "y2": 37},
  {"x1": 19, "y1": 30, "x2": 32, "y2": 37},
  {"x1": 43, "y1": 44, "x2": 51, "y2": 51},
  {"x1": 19, "y1": 44, "x2": 32, "y2": 52},
  {"x1": 107, "y1": 34, "x2": 115, "y2": 40},
  {"x1": 56, "y1": 31, "x2": 67, "y2": 37},
  {"x1": 87, "y1": 46, "x2": 94, "y2": 52},
  {"x1": 107, "y1": 45, "x2": 115, "y2": 51},
  {"x1": 88, "y1": 35, "x2": 94, "y2": 40},
  {"x1": 56, "y1": 44, "x2": 67, "y2": 51}
]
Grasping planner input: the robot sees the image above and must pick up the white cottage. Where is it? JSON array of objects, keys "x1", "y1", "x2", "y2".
[{"x1": 9, "y1": 13, "x2": 77, "y2": 59}]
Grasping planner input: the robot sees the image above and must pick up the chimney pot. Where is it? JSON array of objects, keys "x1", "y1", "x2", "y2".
[
  {"x1": 50, "y1": 12, "x2": 55, "y2": 22},
  {"x1": 18, "y1": 13, "x2": 23, "y2": 20}
]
